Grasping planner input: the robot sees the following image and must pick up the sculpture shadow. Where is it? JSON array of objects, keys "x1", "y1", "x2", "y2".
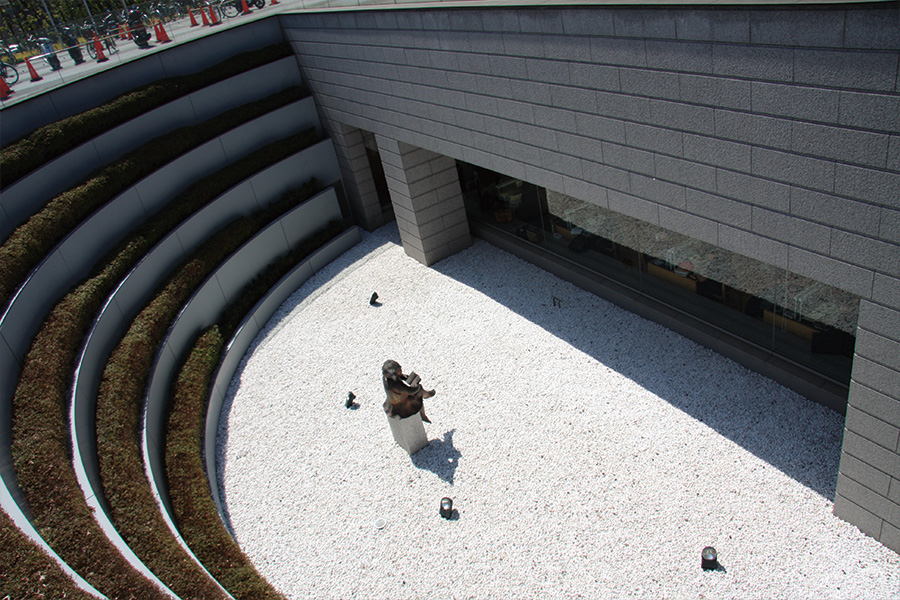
[{"x1": 412, "y1": 429, "x2": 460, "y2": 484}]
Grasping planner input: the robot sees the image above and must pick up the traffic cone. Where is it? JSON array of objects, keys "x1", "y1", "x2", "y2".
[
  {"x1": 93, "y1": 35, "x2": 108, "y2": 62},
  {"x1": 208, "y1": 4, "x2": 221, "y2": 26},
  {"x1": 155, "y1": 21, "x2": 172, "y2": 43},
  {"x1": 188, "y1": 8, "x2": 199, "y2": 27},
  {"x1": 25, "y1": 57, "x2": 42, "y2": 82},
  {"x1": 200, "y1": 6, "x2": 210, "y2": 26},
  {"x1": 240, "y1": 0, "x2": 251, "y2": 14},
  {"x1": 0, "y1": 77, "x2": 13, "y2": 100},
  {"x1": 270, "y1": 0, "x2": 279, "y2": 5}
]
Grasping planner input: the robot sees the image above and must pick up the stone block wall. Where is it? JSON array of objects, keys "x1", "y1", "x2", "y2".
[{"x1": 281, "y1": 3, "x2": 900, "y2": 551}]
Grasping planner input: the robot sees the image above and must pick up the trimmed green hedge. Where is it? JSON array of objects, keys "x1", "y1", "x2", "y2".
[
  {"x1": 166, "y1": 219, "x2": 345, "y2": 600},
  {"x1": 10, "y1": 131, "x2": 320, "y2": 598},
  {"x1": 95, "y1": 181, "x2": 323, "y2": 599},
  {"x1": 0, "y1": 42, "x2": 293, "y2": 187}
]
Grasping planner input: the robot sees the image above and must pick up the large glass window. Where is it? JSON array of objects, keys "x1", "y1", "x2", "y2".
[{"x1": 458, "y1": 162, "x2": 857, "y2": 385}]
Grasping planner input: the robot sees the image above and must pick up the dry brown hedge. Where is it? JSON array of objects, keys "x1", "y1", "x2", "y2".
[
  {"x1": 166, "y1": 219, "x2": 345, "y2": 599},
  {"x1": 10, "y1": 131, "x2": 319, "y2": 598},
  {"x1": 0, "y1": 85, "x2": 305, "y2": 313},
  {"x1": 0, "y1": 43, "x2": 292, "y2": 187}
]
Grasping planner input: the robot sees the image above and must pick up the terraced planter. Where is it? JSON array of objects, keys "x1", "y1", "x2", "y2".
[
  {"x1": 1, "y1": 56, "x2": 304, "y2": 240},
  {"x1": 70, "y1": 145, "x2": 341, "y2": 595}
]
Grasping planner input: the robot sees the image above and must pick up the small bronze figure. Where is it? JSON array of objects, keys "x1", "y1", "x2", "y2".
[{"x1": 382, "y1": 360, "x2": 435, "y2": 423}]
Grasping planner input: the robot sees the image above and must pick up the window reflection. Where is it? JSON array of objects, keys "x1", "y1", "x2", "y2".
[{"x1": 459, "y1": 162, "x2": 857, "y2": 385}]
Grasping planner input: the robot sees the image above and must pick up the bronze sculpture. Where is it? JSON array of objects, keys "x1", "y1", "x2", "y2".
[{"x1": 382, "y1": 359, "x2": 435, "y2": 423}]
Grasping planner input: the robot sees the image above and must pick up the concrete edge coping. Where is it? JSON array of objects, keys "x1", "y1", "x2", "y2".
[
  {"x1": 0, "y1": 96, "x2": 318, "y2": 361},
  {"x1": 0, "y1": 103, "x2": 320, "y2": 600},
  {"x1": 67, "y1": 148, "x2": 336, "y2": 600},
  {"x1": 69, "y1": 140, "x2": 342, "y2": 593},
  {"x1": 0, "y1": 55, "x2": 303, "y2": 243},
  {"x1": 205, "y1": 226, "x2": 363, "y2": 528},
  {"x1": 139, "y1": 187, "x2": 348, "y2": 582}
]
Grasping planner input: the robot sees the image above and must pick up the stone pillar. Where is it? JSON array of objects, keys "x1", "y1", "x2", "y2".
[
  {"x1": 375, "y1": 136, "x2": 471, "y2": 266},
  {"x1": 834, "y1": 300, "x2": 900, "y2": 553},
  {"x1": 328, "y1": 122, "x2": 385, "y2": 231},
  {"x1": 387, "y1": 414, "x2": 429, "y2": 455}
]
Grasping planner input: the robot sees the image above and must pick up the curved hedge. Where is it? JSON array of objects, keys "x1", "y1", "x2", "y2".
[
  {"x1": 0, "y1": 85, "x2": 305, "y2": 312},
  {"x1": 166, "y1": 219, "x2": 345, "y2": 599},
  {"x1": 12, "y1": 257, "x2": 170, "y2": 599},
  {"x1": 0, "y1": 509, "x2": 98, "y2": 600},
  {"x1": 96, "y1": 181, "x2": 322, "y2": 598},
  {"x1": 10, "y1": 132, "x2": 318, "y2": 597},
  {"x1": 0, "y1": 42, "x2": 293, "y2": 187}
]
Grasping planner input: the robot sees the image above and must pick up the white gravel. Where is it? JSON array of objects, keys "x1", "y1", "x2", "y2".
[{"x1": 218, "y1": 224, "x2": 900, "y2": 600}]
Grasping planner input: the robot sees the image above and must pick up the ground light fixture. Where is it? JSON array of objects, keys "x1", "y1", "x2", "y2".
[
  {"x1": 701, "y1": 546, "x2": 718, "y2": 570},
  {"x1": 440, "y1": 497, "x2": 453, "y2": 519}
]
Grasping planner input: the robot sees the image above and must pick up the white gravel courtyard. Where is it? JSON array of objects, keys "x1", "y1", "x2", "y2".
[{"x1": 218, "y1": 224, "x2": 900, "y2": 600}]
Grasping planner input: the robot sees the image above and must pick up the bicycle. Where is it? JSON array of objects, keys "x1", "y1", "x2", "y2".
[
  {"x1": 218, "y1": 0, "x2": 264, "y2": 19},
  {"x1": 85, "y1": 32, "x2": 118, "y2": 59},
  {"x1": 1, "y1": 61, "x2": 19, "y2": 85}
]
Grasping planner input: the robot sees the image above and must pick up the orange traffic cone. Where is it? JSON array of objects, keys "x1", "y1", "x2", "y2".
[
  {"x1": 240, "y1": 0, "x2": 251, "y2": 14},
  {"x1": 188, "y1": 8, "x2": 199, "y2": 27},
  {"x1": 25, "y1": 57, "x2": 42, "y2": 81},
  {"x1": 155, "y1": 21, "x2": 172, "y2": 43},
  {"x1": 200, "y1": 6, "x2": 210, "y2": 26},
  {"x1": 93, "y1": 35, "x2": 108, "y2": 62},
  {"x1": 208, "y1": 4, "x2": 221, "y2": 26},
  {"x1": 0, "y1": 77, "x2": 13, "y2": 100}
]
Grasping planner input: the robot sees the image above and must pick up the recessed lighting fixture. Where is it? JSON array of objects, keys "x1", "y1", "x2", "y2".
[{"x1": 440, "y1": 497, "x2": 453, "y2": 519}]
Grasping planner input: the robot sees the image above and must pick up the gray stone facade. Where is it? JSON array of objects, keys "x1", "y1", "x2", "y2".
[
  {"x1": 375, "y1": 135, "x2": 472, "y2": 264},
  {"x1": 281, "y1": 4, "x2": 900, "y2": 552}
]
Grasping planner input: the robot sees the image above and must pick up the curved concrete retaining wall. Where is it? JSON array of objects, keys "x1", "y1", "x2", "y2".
[
  {"x1": 205, "y1": 225, "x2": 362, "y2": 523},
  {"x1": 0, "y1": 97, "x2": 319, "y2": 368},
  {"x1": 1, "y1": 56, "x2": 305, "y2": 243},
  {"x1": 68, "y1": 140, "x2": 342, "y2": 595},
  {"x1": 0, "y1": 101, "x2": 322, "y2": 596},
  {"x1": 0, "y1": 16, "x2": 285, "y2": 145},
  {"x1": 143, "y1": 187, "x2": 348, "y2": 538}
]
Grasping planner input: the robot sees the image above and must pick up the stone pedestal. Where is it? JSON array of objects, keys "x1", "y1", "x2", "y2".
[{"x1": 387, "y1": 413, "x2": 428, "y2": 455}]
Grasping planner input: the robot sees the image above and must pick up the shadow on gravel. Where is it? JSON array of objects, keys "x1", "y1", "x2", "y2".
[
  {"x1": 412, "y1": 429, "x2": 461, "y2": 485},
  {"x1": 429, "y1": 239, "x2": 843, "y2": 501}
]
